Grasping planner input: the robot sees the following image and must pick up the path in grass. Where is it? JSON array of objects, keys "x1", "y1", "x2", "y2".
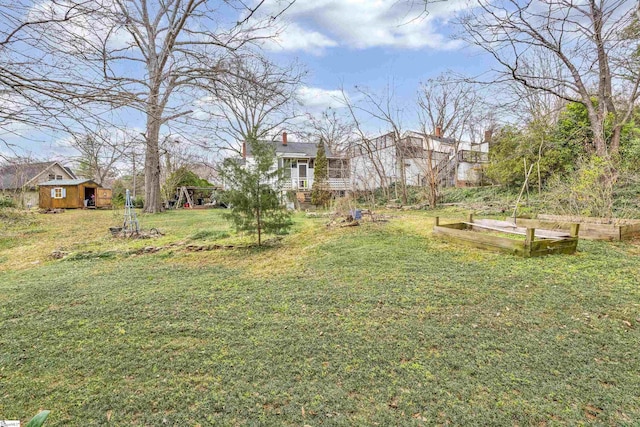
[{"x1": 1, "y1": 209, "x2": 639, "y2": 425}]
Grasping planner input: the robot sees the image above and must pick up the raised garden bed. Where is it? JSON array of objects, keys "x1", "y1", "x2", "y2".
[
  {"x1": 508, "y1": 214, "x2": 640, "y2": 241},
  {"x1": 433, "y1": 216, "x2": 579, "y2": 257}
]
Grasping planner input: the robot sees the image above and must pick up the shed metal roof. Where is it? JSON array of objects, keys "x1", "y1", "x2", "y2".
[{"x1": 38, "y1": 178, "x2": 96, "y2": 186}]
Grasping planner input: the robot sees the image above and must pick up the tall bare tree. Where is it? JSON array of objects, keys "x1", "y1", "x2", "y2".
[
  {"x1": 458, "y1": 0, "x2": 640, "y2": 157},
  {"x1": 31, "y1": 0, "x2": 295, "y2": 213},
  {"x1": 202, "y1": 55, "x2": 304, "y2": 154}
]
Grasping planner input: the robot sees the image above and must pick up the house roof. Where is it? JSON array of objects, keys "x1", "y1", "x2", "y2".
[
  {"x1": 427, "y1": 135, "x2": 458, "y2": 145},
  {"x1": 38, "y1": 178, "x2": 96, "y2": 186},
  {"x1": 246, "y1": 140, "x2": 340, "y2": 158},
  {"x1": 0, "y1": 161, "x2": 74, "y2": 190},
  {"x1": 64, "y1": 167, "x2": 78, "y2": 179},
  {"x1": 404, "y1": 131, "x2": 458, "y2": 145}
]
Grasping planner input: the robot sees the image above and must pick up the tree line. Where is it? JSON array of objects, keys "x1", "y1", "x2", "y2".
[{"x1": 2, "y1": 0, "x2": 638, "y2": 216}]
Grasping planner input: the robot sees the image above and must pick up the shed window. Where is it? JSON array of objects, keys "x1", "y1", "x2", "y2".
[{"x1": 51, "y1": 187, "x2": 66, "y2": 199}]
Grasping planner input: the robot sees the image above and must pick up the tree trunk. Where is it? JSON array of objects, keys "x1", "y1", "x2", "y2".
[
  {"x1": 609, "y1": 125, "x2": 622, "y2": 155},
  {"x1": 586, "y1": 108, "x2": 607, "y2": 156},
  {"x1": 398, "y1": 156, "x2": 408, "y2": 205},
  {"x1": 256, "y1": 187, "x2": 262, "y2": 246},
  {"x1": 144, "y1": 103, "x2": 163, "y2": 213}
]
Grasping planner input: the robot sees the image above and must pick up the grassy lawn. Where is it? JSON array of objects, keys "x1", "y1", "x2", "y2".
[{"x1": 1, "y1": 208, "x2": 639, "y2": 425}]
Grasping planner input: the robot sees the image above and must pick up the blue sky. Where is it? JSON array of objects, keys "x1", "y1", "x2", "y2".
[
  {"x1": 2, "y1": 0, "x2": 493, "y2": 159},
  {"x1": 263, "y1": 0, "x2": 490, "y2": 124}
]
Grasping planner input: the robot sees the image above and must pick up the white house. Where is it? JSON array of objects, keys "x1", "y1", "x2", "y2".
[
  {"x1": 242, "y1": 132, "x2": 351, "y2": 194},
  {"x1": 350, "y1": 128, "x2": 490, "y2": 191}
]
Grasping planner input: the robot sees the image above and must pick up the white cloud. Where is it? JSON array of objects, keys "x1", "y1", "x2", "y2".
[
  {"x1": 297, "y1": 86, "x2": 344, "y2": 111},
  {"x1": 265, "y1": 23, "x2": 338, "y2": 55},
  {"x1": 259, "y1": 0, "x2": 468, "y2": 53}
]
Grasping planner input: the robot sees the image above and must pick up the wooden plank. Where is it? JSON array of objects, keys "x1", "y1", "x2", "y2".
[
  {"x1": 525, "y1": 227, "x2": 535, "y2": 244},
  {"x1": 180, "y1": 186, "x2": 194, "y2": 208},
  {"x1": 538, "y1": 214, "x2": 640, "y2": 226},
  {"x1": 570, "y1": 223, "x2": 580, "y2": 238},
  {"x1": 621, "y1": 223, "x2": 640, "y2": 240},
  {"x1": 434, "y1": 222, "x2": 577, "y2": 257},
  {"x1": 438, "y1": 222, "x2": 467, "y2": 230},
  {"x1": 530, "y1": 238, "x2": 578, "y2": 257},
  {"x1": 510, "y1": 217, "x2": 619, "y2": 240},
  {"x1": 175, "y1": 191, "x2": 182, "y2": 208},
  {"x1": 469, "y1": 220, "x2": 569, "y2": 240},
  {"x1": 434, "y1": 225, "x2": 525, "y2": 255}
]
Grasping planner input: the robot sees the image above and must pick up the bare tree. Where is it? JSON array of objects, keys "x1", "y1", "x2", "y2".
[
  {"x1": 306, "y1": 108, "x2": 355, "y2": 156},
  {"x1": 417, "y1": 74, "x2": 481, "y2": 147},
  {"x1": 415, "y1": 75, "x2": 483, "y2": 204},
  {"x1": 0, "y1": 1, "x2": 108, "y2": 149},
  {"x1": 201, "y1": 55, "x2": 304, "y2": 155},
  {"x1": 342, "y1": 88, "x2": 390, "y2": 203},
  {"x1": 31, "y1": 0, "x2": 295, "y2": 213},
  {"x1": 347, "y1": 84, "x2": 409, "y2": 204},
  {"x1": 458, "y1": 0, "x2": 640, "y2": 157},
  {"x1": 499, "y1": 49, "x2": 568, "y2": 126},
  {"x1": 68, "y1": 130, "x2": 138, "y2": 185}
]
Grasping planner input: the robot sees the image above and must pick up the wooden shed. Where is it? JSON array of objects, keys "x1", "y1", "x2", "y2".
[{"x1": 38, "y1": 179, "x2": 112, "y2": 209}]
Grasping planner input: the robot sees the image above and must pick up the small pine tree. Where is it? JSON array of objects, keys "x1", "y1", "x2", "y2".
[
  {"x1": 221, "y1": 138, "x2": 292, "y2": 245},
  {"x1": 311, "y1": 139, "x2": 332, "y2": 207}
]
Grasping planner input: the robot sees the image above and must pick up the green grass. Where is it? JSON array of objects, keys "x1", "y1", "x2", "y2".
[{"x1": 1, "y1": 209, "x2": 639, "y2": 425}]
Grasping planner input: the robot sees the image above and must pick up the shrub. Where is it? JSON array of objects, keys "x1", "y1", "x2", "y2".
[
  {"x1": 0, "y1": 195, "x2": 16, "y2": 208},
  {"x1": 544, "y1": 156, "x2": 616, "y2": 218},
  {"x1": 133, "y1": 196, "x2": 144, "y2": 208}
]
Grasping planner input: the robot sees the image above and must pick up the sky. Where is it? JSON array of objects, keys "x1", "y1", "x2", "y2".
[
  {"x1": 264, "y1": 0, "x2": 489, "y2": 131},
  {"x1": 1, "y1": 0, "x2": 493, "y2": 160}
]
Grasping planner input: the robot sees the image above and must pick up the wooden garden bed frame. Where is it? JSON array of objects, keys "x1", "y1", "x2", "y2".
[
  {"x1": 433, "y1": 215, "x2": 579, "y2": 257},
  {"x1": 508, "y1": 215, "x2": 640, "y2": 241}
]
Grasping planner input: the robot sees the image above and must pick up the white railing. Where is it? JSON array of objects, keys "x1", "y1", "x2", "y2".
[
  {"x1": 327, "y1": 178, "x2": 351, "y2": 190},
  {"x1": 281, "y1": 177, "x2": 351, "y2": 191}
]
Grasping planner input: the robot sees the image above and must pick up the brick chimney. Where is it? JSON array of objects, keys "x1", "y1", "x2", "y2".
[
  {"x1": 242, "y1": 142, "x2": 246, "y2": 158},
  {"x1": 282, "y1": 131, "x2": 288, "y2": 146},
  {"x1": 435, "y1": 126, "x2": 442, "y2": 138},
  {"x1": 484, "y1": 129, "x2": 493, "y2": 143}
]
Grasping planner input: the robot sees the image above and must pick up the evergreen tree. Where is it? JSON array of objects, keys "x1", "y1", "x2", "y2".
[
  {"x1": 221, "y1": 138, "x2": 292, "y2": 245},
  {"x1": 311, "y1": 139, "x2": 332, "y2": 207}
]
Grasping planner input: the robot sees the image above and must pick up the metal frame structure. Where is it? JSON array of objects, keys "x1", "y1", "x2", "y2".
[{"x1": 123, "y1": 189, "x2": 140, "y2": 236}]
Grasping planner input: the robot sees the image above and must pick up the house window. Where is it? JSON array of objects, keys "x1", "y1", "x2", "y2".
[
  {"x1": 281, "y1": 159, "x2": 292, "y2": 178},
  {"x1": 56, "y1": 175, "x2": 63, "y2": 180},
  {"x1": 309, "y1": 159, "x2": 315, "y2": 169},
  {"x1": 48, "y1": 174, "x2": 55, "y2": 180},
  {"x1": 51, "y1": 187, "x2": 65, "y2": 199}
]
